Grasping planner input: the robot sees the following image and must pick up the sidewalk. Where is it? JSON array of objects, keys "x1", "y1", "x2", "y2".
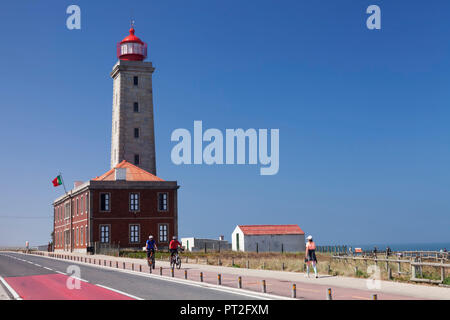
[
  {"x1": 34, "y1": 251, "x2": 450, "y2": 300},
  {"x1": 0, "y1": 280, "x2": 11, "y2": 300}
]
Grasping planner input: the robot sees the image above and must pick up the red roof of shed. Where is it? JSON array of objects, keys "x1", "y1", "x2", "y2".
[{"x1": 238, "y1": 225, "x2": 304, "y2": 235}]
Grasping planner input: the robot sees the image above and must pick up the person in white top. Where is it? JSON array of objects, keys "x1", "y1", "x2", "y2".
[{"x1": 305, "y1": 235, "x2": 318, "y2": 278}]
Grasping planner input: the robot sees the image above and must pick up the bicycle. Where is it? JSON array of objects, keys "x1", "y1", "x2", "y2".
[
  {"x1": 170, "y1": 248, "x2": 183, "y2": 269},
  {"x1": 147, "y1": 250, "x2": 156, "y2": 269}
]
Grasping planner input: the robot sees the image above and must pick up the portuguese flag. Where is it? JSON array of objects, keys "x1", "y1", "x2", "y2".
[{"x1": 52, "y1": 175, "x2": 62, "y2": 187}]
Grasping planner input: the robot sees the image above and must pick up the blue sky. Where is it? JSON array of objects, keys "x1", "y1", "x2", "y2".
[{"x1": 0, "y1": 1, "x2": 449, "y2": 247}]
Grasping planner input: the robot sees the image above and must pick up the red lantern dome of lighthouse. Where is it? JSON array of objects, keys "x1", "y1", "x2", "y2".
[{"x1": 117, "y1": 26, "x2": 147, "y2": 61}]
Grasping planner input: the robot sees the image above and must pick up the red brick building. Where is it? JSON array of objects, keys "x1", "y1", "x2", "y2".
[{"x1": 53, "y1": 161, "x2": 179, "y2": 253}]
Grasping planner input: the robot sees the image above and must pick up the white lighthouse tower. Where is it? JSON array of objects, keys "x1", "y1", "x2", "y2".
[{"x1": 110, "y1": 25, "x2": 157, "y2": 175}]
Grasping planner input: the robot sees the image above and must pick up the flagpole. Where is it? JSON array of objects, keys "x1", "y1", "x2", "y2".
[
  {"x1": 59, "y1": 172, "x2": 68, "y2": 194},
  {"x1": 58, "y1": 171, "x2": 72, "y2": 252}
]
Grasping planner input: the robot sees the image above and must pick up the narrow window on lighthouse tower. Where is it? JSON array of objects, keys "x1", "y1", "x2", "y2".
[
  {"x1": 133, "y1": 102, "x2": 139, "y2": 113},
  {"x1": 133, "y1": 76, "x2": 139, "y2": 86},
  {"x1": 134, "y1": 154, "x2": 140, "y2": 165},
  {"x1": 134, "y1": 128, "x2": 140, "y2": 138}
]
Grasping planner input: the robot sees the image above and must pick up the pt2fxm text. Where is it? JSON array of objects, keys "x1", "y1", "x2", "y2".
[{"x1": 224, "y1": 304, "x2": 269, "y2": 316}]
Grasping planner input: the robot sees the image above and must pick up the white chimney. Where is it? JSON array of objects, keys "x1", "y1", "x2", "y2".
[
  {"x1": 219, "y1": 235, "x2": 224, "y2": 241},
  {"x1": 115, "y1": 168, "x2": 127, "y2": 181}
]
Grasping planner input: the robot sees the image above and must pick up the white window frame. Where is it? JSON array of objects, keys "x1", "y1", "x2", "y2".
[
  {"x1": 100, "y1": 193, "x2": 111, "y2": 212},
  {"x1": 129, "y1": 224, "x2": 140, "y2": 244},
  {"x1": 80, "y1": 226, "x2": 84, "y2": 246},
  {"x1": 159, "y1": 224, "x2": 168, "y2": 243},
  {"x1": 129, "y1": 193, "x2": 140, "y2": 212},
  {"x1": 158, "y1": 192, "x2": 169, "y2": 212},
  {"x1": 100, "y1": 225, "x2": 110, "y2": 244}
]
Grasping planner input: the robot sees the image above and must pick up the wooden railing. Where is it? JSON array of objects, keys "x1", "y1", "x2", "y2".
[{"x1": 332, "y1": 253, "x2": 449, "y2": 285}]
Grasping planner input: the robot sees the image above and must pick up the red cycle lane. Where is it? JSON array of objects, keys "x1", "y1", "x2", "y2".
[{"x1": 4, "y1": 273, "x2": 135, "y2": 300}]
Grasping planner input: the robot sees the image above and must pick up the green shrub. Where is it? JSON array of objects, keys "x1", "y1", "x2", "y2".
[{"x1": 355, "y1": 269, "x2": 368, "y2": 278}]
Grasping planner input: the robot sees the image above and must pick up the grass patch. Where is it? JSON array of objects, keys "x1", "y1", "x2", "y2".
[{"x1": 355, "y1": 269, "x2": 369, "y2": 278}]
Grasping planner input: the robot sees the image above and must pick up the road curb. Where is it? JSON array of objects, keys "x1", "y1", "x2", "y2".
[{"x1": 0, "y1": 275, "x2": 22, "y2": 300}]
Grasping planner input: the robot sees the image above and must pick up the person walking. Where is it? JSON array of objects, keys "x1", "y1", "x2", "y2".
[{"x1": 305, "y1": 235, "x2": 318, "y2": 278}]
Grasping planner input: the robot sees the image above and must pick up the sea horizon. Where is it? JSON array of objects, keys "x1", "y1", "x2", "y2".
[{"x1": 340, "y1": 242, "x2": 450, "y2": 252}]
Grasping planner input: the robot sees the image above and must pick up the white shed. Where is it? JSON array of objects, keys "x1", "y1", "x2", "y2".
[
  {"x1": 181, "y1": 237, "x2": 231, "y2": 252},
  {"x1": 231, "y1": 225, "x2": 305, "y2": 253}
]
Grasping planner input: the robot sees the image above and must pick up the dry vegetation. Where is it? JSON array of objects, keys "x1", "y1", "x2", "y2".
[{"x1": 119, "y1": 249, "x2": 449, "y2": 284}]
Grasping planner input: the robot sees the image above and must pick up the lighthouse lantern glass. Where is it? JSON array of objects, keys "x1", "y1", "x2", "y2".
[{"x1": 122, "y1": 43, "x2": 143, "y2": 55}]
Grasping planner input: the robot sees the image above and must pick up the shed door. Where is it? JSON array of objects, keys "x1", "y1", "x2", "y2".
[{"x1": 236, "y1": 233, "x2": 240, "y2": 251}]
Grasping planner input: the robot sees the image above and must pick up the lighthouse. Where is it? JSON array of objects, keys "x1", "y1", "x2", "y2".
[{"x1": 110, "y1": 25, "x2": 157, "y2": 175}]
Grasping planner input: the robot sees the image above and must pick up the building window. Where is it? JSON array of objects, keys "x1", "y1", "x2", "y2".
[
  {"x1": 76, "y1": 227, "x2": 79, "y2": 245},
  {"x1": 85, "y1": 225, "x2": 88, "y2": 245},
  {"x1": 130, "y1": 225, "x2": 140, "y2": 243},
  {"x1": 80, "y1": 226, "x2": 84, "y2": 246},
  {"x1": 64, "y1": 230, "x2": 68, "y2": 246},
  {"x1": 100, "y1": 193, "x2": 110, "y2": 211},
  {"x1": 158, "y1": 193, "x2": 168, "y2": 211},
  {"x1": 86, "y1": 193, "x2": 89, "y2": 213},
  {"x1": 133, "y1": 102, "x2": 139, "y2": 113},
  {"x1": 100, "y1": 225, "x2": 110, "y2": 243},
  {"x1": 76, "y1": 198, "x2": 79, "y2": 216},
  {"x1": 159, "y1": 224, "x2": 168, "y2": 242},
  {"x1": 134, "y1": 154, "x2": 140, "y2": 165},
  {"x1": 130, "y1": 193, "x2": 139, "y2": 211},
  {"x1": 134, "y1": 128, "x2": 140, "y2": 138},
  {"x1": 133, "y1": 76, "x2": 138, "y2": 86},
  {"x1": 65, "y1": 202, "x2": 70, "y2": 219},
  {"x1": 81, "y1": 195, "x2": 84, "y2": 215}
]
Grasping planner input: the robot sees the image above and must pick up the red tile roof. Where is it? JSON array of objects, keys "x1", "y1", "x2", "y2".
[
  {"x1": 238, "y1": 225, "x2": 304, "y2": 235},
  {"x1": 93, "y1": 160, "x2": 164, "y2": 182}
]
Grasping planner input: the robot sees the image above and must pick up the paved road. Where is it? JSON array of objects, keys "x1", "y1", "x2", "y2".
[{"x1": 0, "y1": 252, "x2": 268, "y2": 300}]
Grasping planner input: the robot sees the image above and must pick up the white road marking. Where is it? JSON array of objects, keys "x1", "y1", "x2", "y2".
[
  {"x1": 0, "y1": 276, "x2": 22, "y2": 300},
  {"x1": 95, "y1": 284, "x2": 143, "y2": 300},
  {"x1": 55, "y1": 271, "x2": 67, "y2": 275},
  {"x1": 71, "y1": 276, "x2": 89, "y2": 283},
  {"x1": 43, "y1": 267, "x2": 53, "y2": 271}
]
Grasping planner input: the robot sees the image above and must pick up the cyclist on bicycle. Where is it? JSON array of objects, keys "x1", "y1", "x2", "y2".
[
  {"x1": 146, "y1": 235, "x2": 157, "y2": 267},
  {"x1": 169, "y1": 236, "x2": 182, "y2": 263}
]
